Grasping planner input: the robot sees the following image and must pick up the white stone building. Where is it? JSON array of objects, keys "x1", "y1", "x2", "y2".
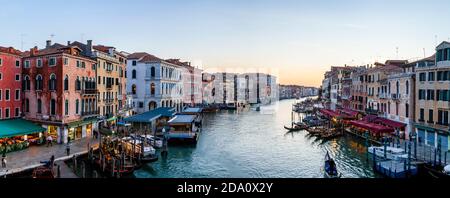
[{"x1": 126, "y1": 52, "x2": 183, "y2": 114}]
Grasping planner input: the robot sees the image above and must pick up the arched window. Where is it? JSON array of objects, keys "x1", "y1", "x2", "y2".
[
  {"x1": 23, "y1": 75, "x2": 30, "y2": 91},
  {"x1": 406, "y1": 80, "x2": 409, "y2": 95},
  {"x1": 65, "y1": 99, "x2": 69, "y2": 115},
  {"x1": 396, "y1": 81, "x2": 399, "y2": 95},
  {"x1": 132, "y1": 84, "x2": 137, "y2": 95},
  {"x1": 151, "y1": 83, "x2": 155, "y2": 95},
  {"x1": 405, "y1": 103, "x2": 409, "y2": 118},
  {"x1": 25, "y1": 99, "x2": 29, "y2": 112},
  {"x1": 37, "y1": 99, "x2": 42, "y2": 114},
  {"x1": 64, "y1": 75, "x2": 69, "y2": 91},
  {"x1": 76, "y1": 99, "x2": 79, "y2": 114},
  {"x1": 75, "y1": 76, "x2": 81, "y2": 90},
  {"x1": 388, "y1": 82, "x2": 391, "y2": 94},
  {"x1": 49, "y1": 74, "x2": 56, "y2": 91},
  {"x1": 151, "y1": 67, "x2": 155, "y2": 77},
  {"x1": 36, "y1": 75, "x2": 43, "y2": 90},
  {"x1": 132, "y1": 69, "x2": 136, "y2": 79},
  {"x1": 50, "y1": 99, "x2": 56, "y2": 115}
]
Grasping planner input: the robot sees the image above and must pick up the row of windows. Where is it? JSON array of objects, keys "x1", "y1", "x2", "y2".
[
  {"x1": 419, "y1": 71, "x2": 450, "y2": 82},
  {"x1": 0, "y1": 58, "x2": 21, "y2": 67},
  {"x1": 22, "y1": 74, "x2": 95, "y2": 91},
  {"x1": 0, "y1": 73, "x2": 21, "y2": 81},
  {"x1": 23, "y1": 57, "x2": 58, "y2": 68},
  {"x1": 0, "y1": 89, "x2": 21, "y2": 101},
  {"x1": 23, "y1": 98, "x2": 96, "y2": 116},
  {"x1": 418, "y1": 89, "x2": 450, "y2": 101},
  {"x1": 418, "y1": 109, "x2": 449, "y2": 126},
  {"x1": 0, "y1": 107, "x2": 20, "y2": 119},
  {"x1": 436, "y1": 48, "x2": 450, "y2": 62}
]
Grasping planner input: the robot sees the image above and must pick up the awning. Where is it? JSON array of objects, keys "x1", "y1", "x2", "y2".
[
  {"x1": 67, "y1": 117, "x2": 97, "y2": 128},
  {"x1": 0, "y1": 119, "x2": 46, "y2": 138},
  {"x1": 168, "y1": 115, "x2": 197, "y2": 124},
  {"x1": 340, "y1": 108, "x2": 359, "y2": 117},
  {"x1": 373, "y1": 117, "x2": 406, "y2": 129},
  {"x1": 106, "y1": 116, "x2": 117, "y2": 122},
  {"x1": 124, "y1": 107, "x2": 176, "y2": 123},
  {"x1": 349, "y1": 120, "x2": 394, "y2": 134}
]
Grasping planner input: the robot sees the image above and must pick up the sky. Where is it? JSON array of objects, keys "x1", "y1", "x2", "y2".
[{"x1": 1, "y1": 0, "x2": 450, "y2": 87}]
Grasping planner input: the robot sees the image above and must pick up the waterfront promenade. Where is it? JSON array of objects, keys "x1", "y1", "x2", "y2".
[{"x1": 0, "y1": 137, "x2": 98, "y2": 177}]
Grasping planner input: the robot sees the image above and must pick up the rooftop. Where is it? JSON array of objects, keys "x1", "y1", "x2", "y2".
[{"x1": 123, "y1": 107, "x2": 176, "y2": 123}]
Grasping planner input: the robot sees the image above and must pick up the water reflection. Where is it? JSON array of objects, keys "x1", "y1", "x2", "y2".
[{"x1": 133, "y1": 99, "x2": 379, "y2": 178}]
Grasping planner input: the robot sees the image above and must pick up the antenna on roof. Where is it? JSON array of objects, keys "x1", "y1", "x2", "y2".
[
  {"x1": 396, "y1": 47, "x2": 399, "y2": 59},
  {"x1": 423, "y1": 48, "x2": 426, "y2": 58},
  {"x1": 81, "y1": 33, "x2": 85, "y2": 43},
  {"x1": 50, "y1": 33, "x2": 55, "y2": 40},
  {"x1": 435, "y1": 35, "x2": 438, "y2": 46},
  {"x1": 20, "y1": 34, "x2": 27, "y2": 51}
]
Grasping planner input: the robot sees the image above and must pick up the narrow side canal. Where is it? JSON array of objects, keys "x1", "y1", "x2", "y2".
[{"x1": 133, "y1": 99, "x2": 380, "y2": 178}]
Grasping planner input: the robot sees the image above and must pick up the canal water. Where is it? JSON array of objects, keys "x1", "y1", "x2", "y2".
[{"x1": 133, "y1": 99, "x2": 379, "y2": 178}]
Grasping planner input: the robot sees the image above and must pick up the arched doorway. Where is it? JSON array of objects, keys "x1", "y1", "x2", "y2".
[{"x1": 148, "y1": 101, "x2": 157, "y2": 111}]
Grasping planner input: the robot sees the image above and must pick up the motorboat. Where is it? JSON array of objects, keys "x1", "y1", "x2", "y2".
[
  {"x1": 130, "y1": 134, "x2": 163, "y2": 148},
  {"x1": 367, "y1": 146, "x2": 408, "y2": 161}
]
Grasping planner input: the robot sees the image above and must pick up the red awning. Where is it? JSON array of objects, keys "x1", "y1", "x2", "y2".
[
  {"x1": 349, "y1": 120, "x2": 394, "y2": 134},
  {"x1": 319, "y1": 109, "x2": 340, "y2": 118},
  {"x1": 373, "y1": 117, "x2": 406, "y2": 129},
  {"x1": 340, "y1": 109, "x2": 359, "y2": 117}
]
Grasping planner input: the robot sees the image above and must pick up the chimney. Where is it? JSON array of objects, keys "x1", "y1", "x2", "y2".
[
  {"x1": 46, "y1": 40, "x2": 51, "y2": 48},
  {"x1": 86, "y1": 40, "x2": 93, "y2": 56},
  {"x1": 30, "y1": 46, "x2": 38, "y2": 56},
  {"x1": 67, "y1": 41, "x2": 71, "y2": 45}
]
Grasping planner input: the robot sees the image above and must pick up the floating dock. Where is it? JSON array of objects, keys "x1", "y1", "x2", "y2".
[{"x1": 374, "y1": 160, "x2": 418, "y2": 178}]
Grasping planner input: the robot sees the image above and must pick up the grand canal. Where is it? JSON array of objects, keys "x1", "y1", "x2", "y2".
[{"x1": 133, "y1": 99, "x2": 380, "y2": 178}]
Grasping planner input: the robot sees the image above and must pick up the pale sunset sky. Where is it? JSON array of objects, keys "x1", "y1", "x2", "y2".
[{"x1": 1, "y1": 0, "x2": 450, "y2": 87}]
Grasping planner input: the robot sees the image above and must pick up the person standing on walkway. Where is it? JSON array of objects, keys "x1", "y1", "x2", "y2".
[
  {"x1": 2, "y1": 153, "x2": 7, "y2": 168},
  {"x1": 66, "y1": 137, "x2": 71, "y2": 156},
  {"x1": 47, "y1": 135, "x2": 53, "y2": 147}
]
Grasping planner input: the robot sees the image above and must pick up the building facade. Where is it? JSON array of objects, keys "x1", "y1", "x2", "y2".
[
  {"x1": 22, "y1": 41, "x2": 98, "y2": 144},
  {"x1": 0, "y1": 46, "x2": 22, "y2": 120},
  {"x1": 127, "y1": 52, "x2": 184, "y2": 114},
  {"x1": 415, "y1": 41, "x2": 450, "y2": 151},
  {"x1": 385, "y1": 62, "x2": 416, "y2": 139}
]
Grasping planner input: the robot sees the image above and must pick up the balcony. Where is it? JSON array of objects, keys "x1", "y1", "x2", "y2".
[
  {"x1": 391, "y1": 93, "x2": 401, "y2": 100},
  {"x1": 81, "y1": 89, "x2": 98, "y2": 95},
  {"x1": 104, "y1": 99, "x2": 114, "y2": 104},
  {"x1": 379, "y1": 93, "x2": 387, "y2": 99},
  {"x1": 81, "y1": 110, "x2": 99, "y2": 117}
]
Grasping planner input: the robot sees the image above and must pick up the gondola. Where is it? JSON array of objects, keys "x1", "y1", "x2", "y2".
[
  {"x1": 324, "y1": 152, "x2": 341, "y2": 178},
  {"x1": 284, "y1": 125, "x2": 307, "y2": 132}
]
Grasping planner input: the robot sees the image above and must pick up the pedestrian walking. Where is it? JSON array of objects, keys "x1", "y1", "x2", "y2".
[
  {"x1": 1, "y1": 153, "x2": 6, "y2": 168},
  {"x1": 47, "y1": 135, "x2": 53, "y2": 147}
]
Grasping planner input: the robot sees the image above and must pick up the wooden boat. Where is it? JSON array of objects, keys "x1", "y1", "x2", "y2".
[
  {"x1": 284, "y1": 125, "x2": 306, "y2": 132},
  {"x1": 32, "y1": 166, "x2": 54, "y2": 178},
  {"x1": 324, "y1": 152, "x2": 341, "y2": 178}
]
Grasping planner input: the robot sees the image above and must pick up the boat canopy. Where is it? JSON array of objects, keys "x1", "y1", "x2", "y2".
[
  {"x1": 349, "y1": 120, "x2": 394, "y2": 134},
  {"x1": 123, "y1": 107, "x2": 176, "y2": 123},
  {"x1": 0, "y1": 119, "x2": 46, "y2": 138},
  {"x1": 182, "y1": 107, "x2": 203, "y2": 113},
  {"x1": 320, "y1": 109, "x2": 352, "y2": 119},
  {"x1": 168, "y1": 115, "x2": 197, "y2": 125}
]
